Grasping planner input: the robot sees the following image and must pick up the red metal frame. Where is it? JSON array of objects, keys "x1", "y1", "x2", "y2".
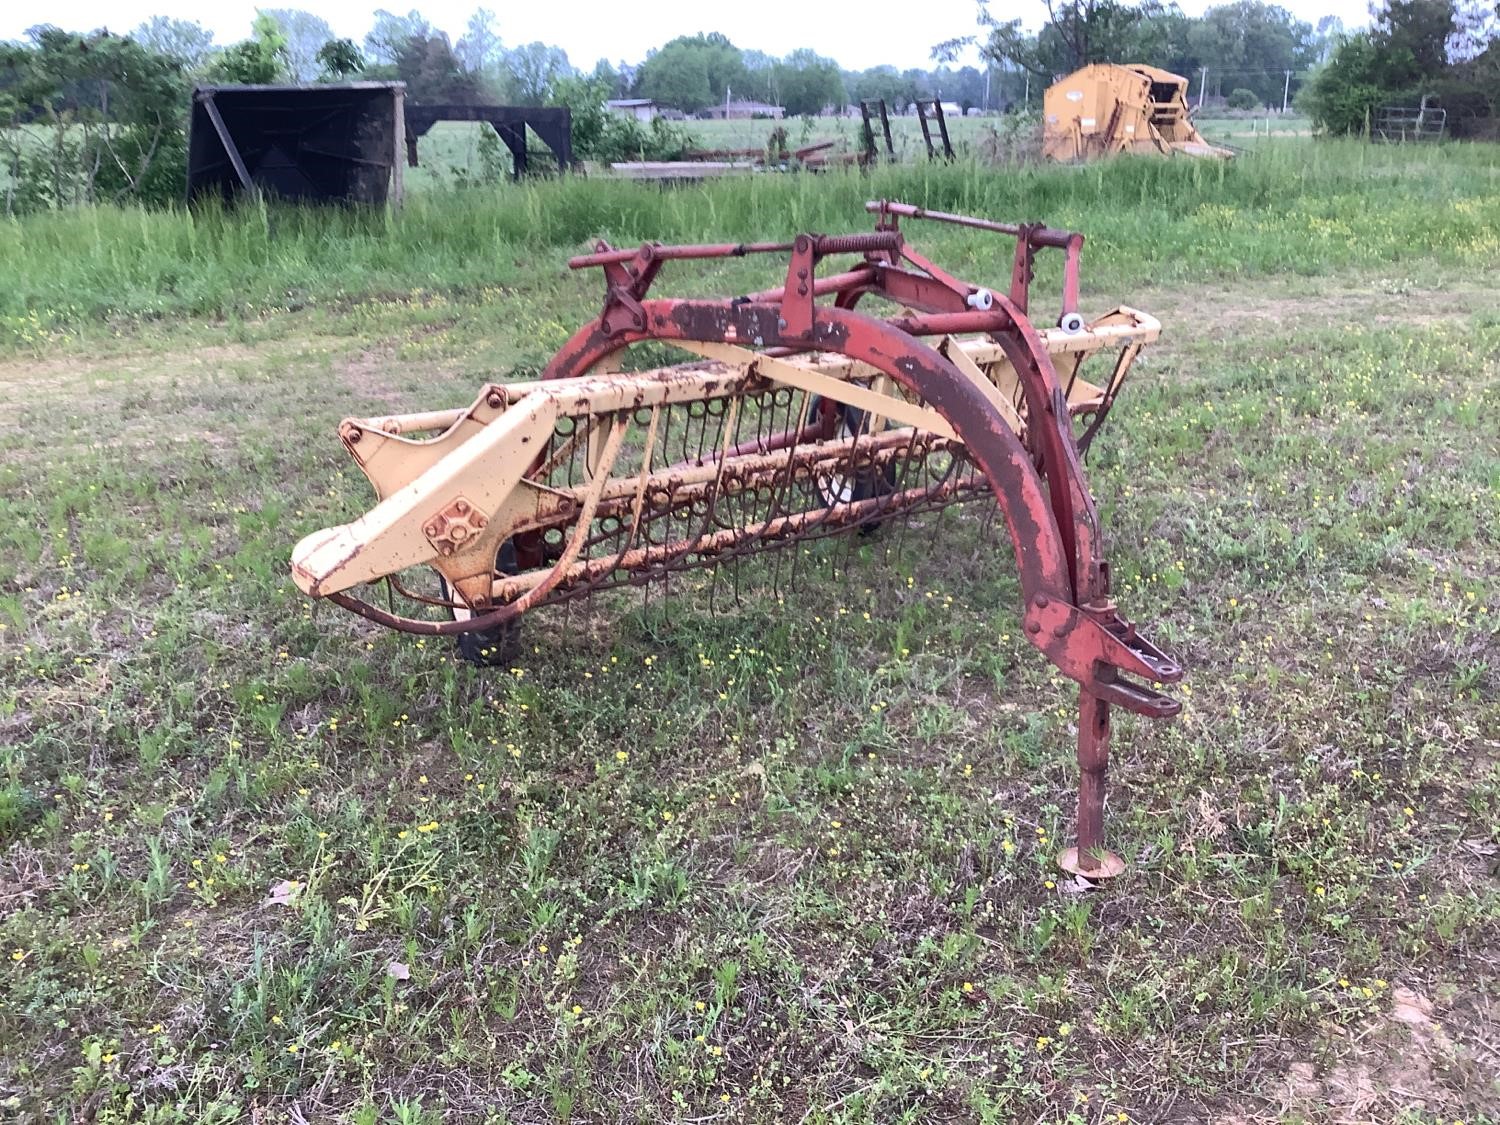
[{"x1": 547, "y1": 199, "x2": 1183, "y2": 875}]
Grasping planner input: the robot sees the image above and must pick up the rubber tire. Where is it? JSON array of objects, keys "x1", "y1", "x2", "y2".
[
  {"x1": 809, "y1": 399, "x2": 899, "y2": 534},
  {"x1": 438, "y1": 539, "x2": 523, "y2": 668}
]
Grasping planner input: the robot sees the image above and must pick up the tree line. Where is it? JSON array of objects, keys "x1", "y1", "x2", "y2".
[
  {"x1": 963, "y1": 0, "x2": 1495, "y2": 127},
  {"x1": 2, "y1": 1, "x2": 1495, "y2": 214}
]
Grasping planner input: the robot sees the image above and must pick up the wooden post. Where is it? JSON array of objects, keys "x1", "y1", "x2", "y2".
[{"x1": 390, "y1": 85, "x2": 406, "y2": 209}]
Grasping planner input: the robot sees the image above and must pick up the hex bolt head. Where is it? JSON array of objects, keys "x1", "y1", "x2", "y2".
[{"x1": 1027, "y1": 622, "x2": 1042, "y2": 634}]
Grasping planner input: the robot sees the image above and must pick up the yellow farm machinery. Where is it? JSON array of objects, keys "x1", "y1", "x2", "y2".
[
  {"x1": 291, "y1": 200, "x2": 1183, "y2": 876},
  {"x1": 1043, "y1": 64, "x2": 1234, "y2": 162}
]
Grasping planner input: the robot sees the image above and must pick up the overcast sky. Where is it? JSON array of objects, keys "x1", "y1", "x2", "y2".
[{"x1": 3, "y1": 0, "x2": 1371, "y2": 72}]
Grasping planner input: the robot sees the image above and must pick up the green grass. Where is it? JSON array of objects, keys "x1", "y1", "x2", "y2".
[
  {"x1": 2, "y1": 139, "x2": 1498, "y2": 352},
  {"x1": 1, "y1": 140, "x2": 1498, "y2": 1122}
]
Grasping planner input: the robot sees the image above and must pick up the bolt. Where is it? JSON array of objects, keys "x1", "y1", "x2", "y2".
[
  {"x1": 455, "y1": 500, "x2": 469, "y2": 514},
  {"x1": 1027, "y1": 622, "x2": 1042, "y2": 634},
  {"x1": 439, "y1": 545, "x2": 453, "y2": 556},
  {"x1": 486, "y1": 391, "x2": 504, "y2": 409},
  {"x1": 1034, "y1": 594, "x2": 1049, "y2": 608},
  {"x1": 424, "y1": 523, "x2": 440, "y2": 538},
  {"x1": 347, "y1": 427, "x2": 361, "y2": 442}
]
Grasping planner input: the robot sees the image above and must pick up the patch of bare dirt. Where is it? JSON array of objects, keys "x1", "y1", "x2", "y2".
[
  {"x1": 1250, "y1": 985, "x2": 1499, "y2": 1123},
  {"x1": 0, "y1": 343, "x2": 265, "y2": 404},
  {"x1": 1139, "y1": 274, "x2": 1498, "y2": 354}
]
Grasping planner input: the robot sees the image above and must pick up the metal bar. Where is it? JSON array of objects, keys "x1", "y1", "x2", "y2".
[
  {"x1": 865, "y1": 201, "x2": 1081, "y2": 250},
  {"x1": 742, "y1": 265, "x2": 878, "y2": 304},
  {"x1": 935, "y1": 102, "x2": 955, "y2": 160},
  {"x1": 197, "y1": 92, "x2": 255, "y2": 193},
  {"x1": 570, "y1": 242, "x2": 796, "y2": 268},
  {"x1": 675, "y1": 341, "x2": 958, "y2": 439},
  {"x1": 489, "y1": 475, "x2": 972, "y2": 604},
  {"x1": 1060, "y1": 688, "x2": 1124, "y2": 877},
  {"x1": 916, "y1": 101, "x2": 936, "y2": 159}
]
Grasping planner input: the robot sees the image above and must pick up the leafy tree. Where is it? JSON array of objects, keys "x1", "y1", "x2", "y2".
[
  {"x1": 317, "y1": 39, "x2": 365, "y2": 80},
  {"x1": 1312, "y1": 15, "x2": 1346, "y2": 63},
  {"x1": 364, "y1": 9, "x2": 433, "y2": 67},
  {"x1": 950, "y1": 0, "x2": 1310, "y2": 105},
  {"x1": 456, "y1": 8, "x2": 503, "y2": 72},
  {"x1": 638, "y1": 44, "x2": 710, "y2": 110},
  {"x1": 1227, "y1": 86, "x2": 1260, "y2": 107},
  {"x1": 394, "y1": 33, "x2": 481, "y2": 102},
  {"x1": 852, "y1": 65, "x2": 916, "y2": 111},
  {"x1": 550, "y1": 72, "x2": 691, "y2": 161},
  {"x1": 507, "y1": 42, "x2": 572, "y2": 104},
  {"x1": 637, "y1": 33, "x2": 743, "y2": 112},
  {"x1": 1186, "y1": 2, "x2": 1315, "y2": 104},
  {"x1": 0, "y1": 27, "x2": 189, "y2": 212},
  {"x1": 456, "y1": 8, "x2": 510, "y2": 98},
  {"x1": 975, "y1": 0, "x2": 1150, "y2": 76},
  {"x1": 739, "y1": 49, "x2": 780, "y2": 104},
  {"x1": 261, "y1": 10, "x2": 335, "y2": 83},
  {"x1": 1121, "y1": 1, "x2": 1199, "y2": 75},
  {"x1": 774, "y1": 49, "x2": 844, "y2": 115},
  {"x1": 1302, "y1": 32, "x2": 1386, "y2": 132},
  {"x1": 207, "y1": 13, "x2": 290, "y2": 84},
  {"x1": 1304, "y1": 0, "x2": 1495, "y2": 134},
  {"x1": 613, "y1": 61, "x2": 638, "y2": 97},
  {"x1": 1369, "y1": 0, "x2": 1458, "y2": 86},
  {"x1": 129, "y1": 17, "x2": 216, "y2": 70}
]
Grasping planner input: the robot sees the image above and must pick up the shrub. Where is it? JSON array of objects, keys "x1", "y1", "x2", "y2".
[
  {"x1": 1303, "y1": 34, "x2": 1388, "y2": 134},
  {"x1": 1227, "y1": 88, "x2": 1261, "y2": 111}
]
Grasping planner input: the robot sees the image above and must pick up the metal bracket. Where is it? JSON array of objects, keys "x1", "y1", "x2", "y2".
[{"x1": 424, "y1": 497, "x2": 488, "y2": 557}]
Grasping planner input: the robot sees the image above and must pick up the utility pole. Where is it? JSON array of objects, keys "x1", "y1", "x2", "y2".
[
  {"x1": 1197, "y1": 67, "x2": 1207, "y2": 110},
  {"x1": 1024, "y1": 71, "x2": 1030, "y2": 109},
  {"x1": 1282, "y1": 69, "x2": 1291, "y2": 113}
]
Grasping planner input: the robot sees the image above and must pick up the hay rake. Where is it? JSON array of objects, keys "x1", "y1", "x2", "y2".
[{"x1": 291, "y1": 199, "x2": 1183, "y2": 876}]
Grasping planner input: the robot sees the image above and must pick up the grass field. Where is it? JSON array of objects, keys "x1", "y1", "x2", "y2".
[
  {"x1": 402, "y1": 113, "x2": 1311, "y2": 188},
  {"x1": 1, "y1": 144, "x2": 1498, "y2": 1123}
]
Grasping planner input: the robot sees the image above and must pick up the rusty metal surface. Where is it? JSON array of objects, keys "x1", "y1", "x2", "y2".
[{"x1": 292, "y1": 199, "x2": 1182, "y2": 877}]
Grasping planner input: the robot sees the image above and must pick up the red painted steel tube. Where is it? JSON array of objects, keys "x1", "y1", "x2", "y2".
[
  {"x1": 570, "y1": 231, "x2": 901, "y2": 271},
  {"x1": 1074, "y1": 688, "x2": 1113, "y2": 873},
  {"x1": 570, "y1": 242, "x2": 796, "y2": 268},
  {"x1": 866, "y1": 199, "x2": 1082, "y2": 250},
  {"x1": 743, "y1": 265, "x2": 878, "y2": 305}
]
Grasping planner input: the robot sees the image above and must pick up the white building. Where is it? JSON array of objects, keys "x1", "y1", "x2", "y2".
[{"x1": 605, "y1": 98, "x2": 658, "y2": 122}]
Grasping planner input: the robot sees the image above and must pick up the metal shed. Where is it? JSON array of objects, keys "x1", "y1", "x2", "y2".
[{"x1": 187, "y1": 82, "x2": 406, "y2": 206}]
